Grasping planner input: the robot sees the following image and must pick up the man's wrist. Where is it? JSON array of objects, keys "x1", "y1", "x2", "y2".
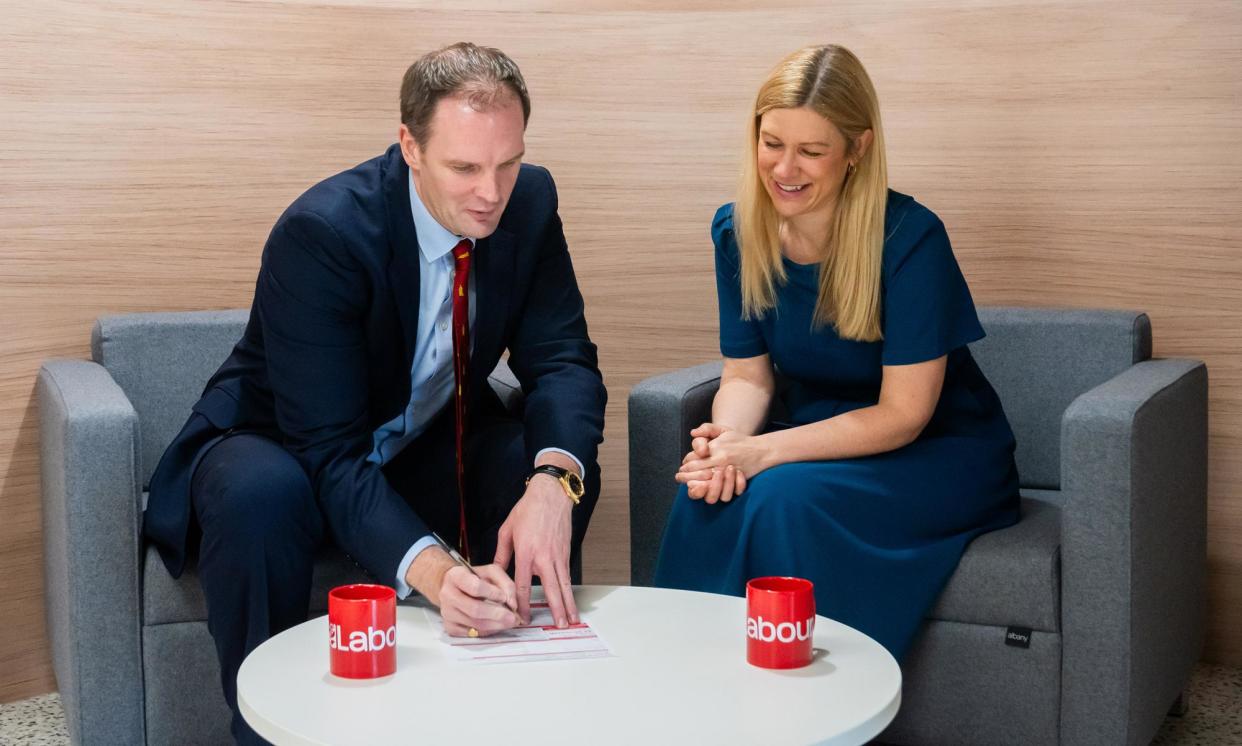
[
  {"x1": 528, "y1": 464, "x2": 585, "y2": 505},
  {"x1": 405, "y1": 547, "x2": 456, "y2": 607},
  {"x1": 395, "y1": 536, "x2": 440, "y2": 599},
  {"x1": 533, "y1": 450, "x2": 580, "y2": 475},
  {"x1": 528, "y1": 472, "x2": 575, "y2": 503}
]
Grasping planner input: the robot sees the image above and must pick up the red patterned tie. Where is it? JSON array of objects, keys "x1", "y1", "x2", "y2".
[{"x1": 451, "y1": 239, "x2": 473, "y2": 562}]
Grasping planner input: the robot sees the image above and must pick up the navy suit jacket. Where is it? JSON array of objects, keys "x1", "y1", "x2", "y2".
[{"x1": 144, "y1": 144, "x2": 607, "y2": 580}]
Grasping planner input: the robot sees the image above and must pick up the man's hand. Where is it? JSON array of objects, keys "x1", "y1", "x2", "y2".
[
  {"x1": 438, "y1": 563, "x2": 521, "y2": 637},
  {"x1": 406, "y1": 548, "x2": 519, "y2": 637},
  {"x1": 493, "y1": 466, "x2": 577, "y2": 629}
]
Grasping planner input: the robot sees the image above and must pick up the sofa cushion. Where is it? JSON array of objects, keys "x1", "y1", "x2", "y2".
[
  {"x1": 927, "y1": 494, "x2": 1061, "y2": 632},
  {"x1": 142, "y1": 544, "x2": 372, "y2": 626},
  {"x1": 142, "y1": 622, "x2": 233, "y2": 746},
  {"x1": 95, "y1": 307, "x2": 526, "y2": 491},
  {"x1": 886, "y1": 618, "x2": 1061, "y2": 746},
  {"x1": 93, "y1": 311, "x2": 251, "y2": 490},
  {"x1": 971, "y1": 308, "x2": 1151, "y2": 490}
]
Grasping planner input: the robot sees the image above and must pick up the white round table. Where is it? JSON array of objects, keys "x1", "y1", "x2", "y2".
[{"x1": 238, "y1": 585, "x2": 901, "y2": 745}]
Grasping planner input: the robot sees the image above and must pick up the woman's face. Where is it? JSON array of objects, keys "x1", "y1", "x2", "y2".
[{"x1": 756, "y1": 107, "x2": 854, "y2": 220}]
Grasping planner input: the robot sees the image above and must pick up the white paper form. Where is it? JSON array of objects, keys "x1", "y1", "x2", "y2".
[{"x1": 426, "y1": 601, "x2": 614, "y2": 665}]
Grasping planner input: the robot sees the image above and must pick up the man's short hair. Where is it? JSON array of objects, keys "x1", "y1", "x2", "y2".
[{"x1": 400, "y1": 42, "x2": 531, "y2": 148}]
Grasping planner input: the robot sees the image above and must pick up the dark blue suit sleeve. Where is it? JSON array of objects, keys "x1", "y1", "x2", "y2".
[
  {"x1": 255, "y1": 210, "x2": 428, "y2": 582},
  {"x1": 505, "y1": 169, "x2": 607, "y2": 470}
]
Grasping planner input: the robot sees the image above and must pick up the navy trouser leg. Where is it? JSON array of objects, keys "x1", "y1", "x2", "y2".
[{"x1": 191, "y1": 434, "x2": 325, "y2": 746}]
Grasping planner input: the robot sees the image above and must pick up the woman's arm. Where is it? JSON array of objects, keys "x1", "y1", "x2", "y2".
[
  {"x1": 760, "y1": 355, "x2": 945, "y2": 466},
  {"x1": 680, "y1": 355, "x2": 775, "y2": 503},
  {"x1": 679, "y1": 355, "x2": 946, "y2": 483},
  {"x1": 710, "y1": 355, "x2": 777, "y2": 436}
]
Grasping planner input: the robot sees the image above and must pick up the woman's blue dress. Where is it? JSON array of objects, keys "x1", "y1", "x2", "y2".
[{"x1": 654, "y1": 192, "x2": 1021, "y2": 661}]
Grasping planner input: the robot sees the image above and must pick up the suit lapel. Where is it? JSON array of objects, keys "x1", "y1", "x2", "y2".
[
  {"x1": 381, "y1": 146, "x2": 421, "y2": 367},
  {"x1": 470, "y1": 226, "x2": 514, "y2": 384}
]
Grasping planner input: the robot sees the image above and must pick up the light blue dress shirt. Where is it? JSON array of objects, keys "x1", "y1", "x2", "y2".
[{"x1": 378, "y1": 173, "x2": 583, "y2": 598}]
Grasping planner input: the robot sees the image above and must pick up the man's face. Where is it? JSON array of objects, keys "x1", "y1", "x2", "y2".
[{"x1": 400, "y1": 92, "x2": 526, "y2": 239}]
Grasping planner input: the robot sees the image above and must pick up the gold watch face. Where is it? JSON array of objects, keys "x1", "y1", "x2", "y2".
[{"x1": 564, "y1": 471, "x2": 585, "y2": 498}]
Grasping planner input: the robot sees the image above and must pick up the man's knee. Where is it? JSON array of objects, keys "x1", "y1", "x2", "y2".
[{"x1": 193, "y1": 435, "x2": 319, "y2": 542}]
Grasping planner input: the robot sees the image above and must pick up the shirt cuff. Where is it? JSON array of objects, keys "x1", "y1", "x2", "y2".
[
  {"x1": 394, "y1": 535, "x2": 440, "y2": 600},
  {"x1": 534, "y1": 447, "x2": 585, "y2": 477}
]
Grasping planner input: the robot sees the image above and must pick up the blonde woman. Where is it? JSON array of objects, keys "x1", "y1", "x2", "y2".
[{"x1": 654, "y1": 45, "x2": 1020, "y2": 661}]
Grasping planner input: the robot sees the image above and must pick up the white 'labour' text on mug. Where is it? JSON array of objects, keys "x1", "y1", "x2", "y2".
[
  {"x1": 746, "y1": 615, "x2": 815, "y2": 643},
  {"x1": 329, "y1": 623, "x2": 396, "y2": 652}
]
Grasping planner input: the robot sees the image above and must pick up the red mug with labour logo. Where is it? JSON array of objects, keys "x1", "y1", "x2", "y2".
[
  {"x1": 746, "y1": 576, "x2": 816, "y2": 669},
  {"x1": 328, "y1": 584, "x2": 397, "y2": 679}
]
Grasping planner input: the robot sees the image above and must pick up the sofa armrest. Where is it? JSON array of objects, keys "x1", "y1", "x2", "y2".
[
  {"x1": 38, "y1": 360, "x2": 145, "y2": 746},
  {"x1": 1059, "y1": 358, "x2": 1207, "y2": 745},
  {"x1": 628, "y1": 362, "x2": 722, "y2": 585}
]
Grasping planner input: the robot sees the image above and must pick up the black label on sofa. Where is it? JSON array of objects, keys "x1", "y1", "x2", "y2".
[{"x1": 1005, "y1": 626, "x2": 1032, "y2": 648}]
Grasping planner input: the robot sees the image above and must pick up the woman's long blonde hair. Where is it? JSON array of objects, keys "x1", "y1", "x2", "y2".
[{"x1": 735, "y1": 44, "x2": 888, "y2": 341}]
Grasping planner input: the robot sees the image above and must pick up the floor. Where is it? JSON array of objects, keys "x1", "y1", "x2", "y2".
[
  {"x1": 1, "y1": 663, "x2": 1239, "y2": 744},
  {"x1": 1150, "y1": 663, "x2": 1242, "y2": 745}
]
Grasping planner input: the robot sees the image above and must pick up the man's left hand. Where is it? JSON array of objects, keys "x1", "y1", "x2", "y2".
[{"x1": 493, "y1": 467, "x2": 578, "y2": 629}]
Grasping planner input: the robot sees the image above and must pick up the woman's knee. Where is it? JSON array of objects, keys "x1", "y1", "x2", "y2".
[{"x1": 742, "y1": 464, "x2": 815, "y2": 523}]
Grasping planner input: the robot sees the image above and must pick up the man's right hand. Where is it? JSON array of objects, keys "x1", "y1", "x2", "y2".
[
  {"x1": 437, "y1": 563, "x2": 522, "y2": 637},
  {"x1": 407, "y1": 548, "x2": 521, "y2": 637}
]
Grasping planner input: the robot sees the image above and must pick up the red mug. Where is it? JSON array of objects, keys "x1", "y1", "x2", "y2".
[
  {"x1": 328, "y1": 584, "x2": 397, "y2": 679},
  {"x1": 746, "y1": 576, "x2": 816, "y2": 669}
]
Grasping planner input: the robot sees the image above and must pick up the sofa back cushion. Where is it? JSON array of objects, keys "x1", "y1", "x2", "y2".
[
  {"x1": 93, "y1": 309, "x2": 526, "y2": 488},
  {"x1": 92, "y1": 310, "x2": 250, "y2": 488},
  {"x1": 971, "y1": 307, "x2": 1151, "y2": 489}
]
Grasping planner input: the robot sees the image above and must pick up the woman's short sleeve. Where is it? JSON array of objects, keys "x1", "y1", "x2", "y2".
[
  {"x1": 880, "y1": 208, "x2": 984, "y2": 365},
  {"x1": 714, "y1": 204, "x2": 767, "y2": 358}
]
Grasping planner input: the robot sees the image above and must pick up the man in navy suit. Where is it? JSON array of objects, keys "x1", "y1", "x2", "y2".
[{"x1": 143, "y1": 42, "x2": 606, "y2": 743}]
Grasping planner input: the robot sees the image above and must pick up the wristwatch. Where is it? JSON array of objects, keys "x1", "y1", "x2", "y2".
[{"x1": 526, "y1": 465, "x2": 585, "y2": 505}]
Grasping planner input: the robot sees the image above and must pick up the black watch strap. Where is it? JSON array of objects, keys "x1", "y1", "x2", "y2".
[
  {"x1": 526, "y1": 465, "x2": 583, "y2": 504},
  {"x1": 528, "y1": 464, "x2": 567, "y2": 480}
]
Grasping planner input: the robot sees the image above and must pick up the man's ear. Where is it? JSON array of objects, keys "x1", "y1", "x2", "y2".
[{"x1": 398, "y1": 124, "x2": 420, "y2": 171}]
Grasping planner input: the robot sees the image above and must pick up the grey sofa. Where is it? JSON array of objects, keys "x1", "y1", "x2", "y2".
[
  {"x1": 629, "y1": 307, "x2": 1208, "y2": 745},
  {"x1": 39, "y1": 309, "x2": 526, "y2": 745}
]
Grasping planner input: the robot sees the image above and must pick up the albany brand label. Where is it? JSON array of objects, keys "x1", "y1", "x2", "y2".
[{"x1": 1005, "y1": 626, "x2": 1032, "y2": 649}]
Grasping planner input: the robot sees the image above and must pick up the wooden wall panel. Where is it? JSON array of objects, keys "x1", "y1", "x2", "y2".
[{"x1": 2, "y1": 0, "x2": 1239, "y2": 701}]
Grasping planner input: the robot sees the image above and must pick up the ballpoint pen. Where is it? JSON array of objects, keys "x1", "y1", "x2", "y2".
[{"x1": 430, "y1": 531, "x2": 477, "y2": 577}]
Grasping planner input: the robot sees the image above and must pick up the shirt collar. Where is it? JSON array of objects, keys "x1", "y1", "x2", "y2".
[{"x1": 408, "y1": 171, "x2": 474, "y2": 264}]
